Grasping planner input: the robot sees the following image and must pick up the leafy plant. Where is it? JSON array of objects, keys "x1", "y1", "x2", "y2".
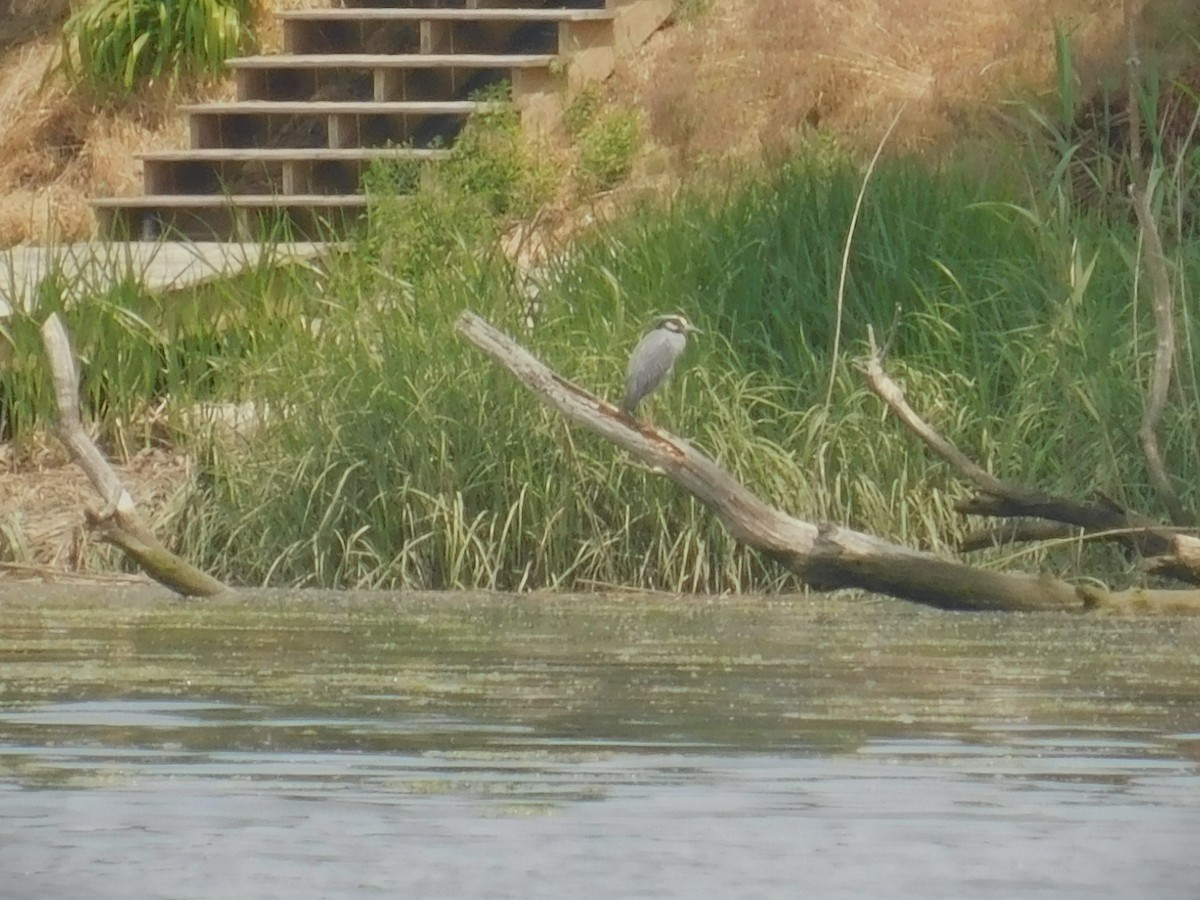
[
  {"x1": 364, "y1": 85, "x2": 557, "y2": 285},
  {"x1": 674, "y1": 0, "x2": 715, "y2": 22},
  {"x1": 576, "y1": 105, "x2": 642, "y2": 193},
  {"x1": 562, "y1": 85, "x2": 602, "y2": 138},
  {"x1": 56, "y1": 0, "x2": 257, "y2": 97}
]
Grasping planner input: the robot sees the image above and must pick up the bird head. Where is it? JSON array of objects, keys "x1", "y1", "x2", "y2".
[{"x1": 654, "y1": 313, "x2": 703, "y2": 337}]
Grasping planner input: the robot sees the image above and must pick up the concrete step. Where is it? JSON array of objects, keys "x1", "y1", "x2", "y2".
[
  {"x1": 137, "y1": 148, "x2": 452, "y2": 161},
  {"x1": 227, "y1": 53, "x2": 557, "y2": 106},
  {"x1": 0, "y1": 242, "x2": 340, "y2": 316},
  {"x1": 279, "y1": 5, "x2": 613, "y2": 57},
  {"x1": 94, "y1": 195, "x2": 372, "y2": 242},
  {"x1": 91, "y1": 0, "x2": 670, "y2": 240},
  {"x1": 340, "y1": 1, "x2": 607, "y2": 8},
  {"x1": 136, "y1": 147, "x2": 448, "y2": 198},
  {"x1": 180, "y1": 100, "x2": 490, "y2": 150},
  {"x1": 226, "y1": 52, "x2": 558, "y2": 70},
  {"x1": 94, "y1": 194, "x2": 372, "y2": 208},
  {"x1": 180, "y1": 100, "x2": 491, "y2": 115},
  {"x1": 278, "y1": 8, "x2": 613, "y2": 22}
]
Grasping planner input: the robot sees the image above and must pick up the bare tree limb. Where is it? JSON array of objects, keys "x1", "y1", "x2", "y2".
[
  {"x1": 455, "y1": 310, "x2": 1093, "y2": 612},
  {"x1": 1124, "y1": 0, "x2": 1145, "y2": 175},
  {"x1": 1125, "y1": 0, "x2": 1186, "y2": 524},
  {"x1": 40, "y1": 313, "x2": 226, "y2": 597},
  {"x1": 857, "y1": 327, "x2": 1008, "y2": 495},
  {"x1": 1078, "y1": 582, "x2": 1200, "y2": 615},
  {"x1": 1131, "y1": 181, "x2": 1184, "y2": 524},
  {"x1": 1143, "y1": 533, "x2": 1200, "y2": 583},
  {"x1": 958, "y1": 520, "x2": 1082, "y2": 553},
  {"x1": 857, "y1": 329, "x2": 1200, "y2": 582}
]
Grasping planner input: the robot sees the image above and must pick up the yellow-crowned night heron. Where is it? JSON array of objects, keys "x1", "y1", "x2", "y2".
[{"x1": 620, "y1": 313, "x2": 702, "y2": 415}]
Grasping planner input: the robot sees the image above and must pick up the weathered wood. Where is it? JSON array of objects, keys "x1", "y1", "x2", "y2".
[
  {"x1": 227, "y1": 53, "x2": 557, "y2": 70},
  {"x1": 958, "y1": 520, "x2": 1082, "y2": 553},
  {"x1": 1124, "y1": 0, "x2": 1185, "y2": 525},
  {"x1": 277, "y1": 8, "x2": 614, "y2": 22},
  {"x1": 455, "y1": 310, "x2": 1087, "y2": 612},
  {"x1": 858, "y1": 330, "x2": 1200, "y2": 584},
  {"x1": 40, "y1": 314, "x2": 227, "y2": 597},
  {"x1": 1078, "y1": 582, "x2": 1200, "y2": 614},
  {"x1": 1131, "y1": 175, "x2": 1183, "y2": 523},
  {"x1": 1143, "y1": 533, "x2": 1200, "y2": 583}
]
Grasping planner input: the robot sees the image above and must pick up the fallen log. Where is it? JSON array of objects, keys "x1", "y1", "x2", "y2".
[
  {"x1": 40, "y1": 313, "x2": 226, "y2": 597},
  {"x1": 857, "y1": 328, "x2": 1200, "y2": 584},
  {"x1": 456, "y1": 310, "x2": 1091, "y2": 612}
]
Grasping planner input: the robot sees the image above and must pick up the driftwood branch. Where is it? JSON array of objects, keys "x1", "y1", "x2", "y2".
[
  {"x1": 40, "y1": 313, "x2": 226, "y2": 597},
  {"x1": 455, "y1": 310, "x2": 1095, "y2": 612},
  {"x1": 1125, "y1": 0, "x2": 1186, "y2": 525},
  {"x1": 958, "y1": 520, "x2": 1082, "y2": 553},
  {"x1": 1131, "y1": 183, "x2": 1182, "y2": 522},
  {"x1": 857, "y1": 330, "x2": 1200, "y2": 584},
  {"x1": 858, "y1": 328, "x2": 1007, "y2": 497}
]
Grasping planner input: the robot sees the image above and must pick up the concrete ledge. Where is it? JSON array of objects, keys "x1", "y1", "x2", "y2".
[
  {"x1": 610, "y1": 0, "x2": 673, "y2": 56},
  {"x1": 0, "y1": 242, "x2": 341, "y2": 316},
  {"x1": 278, "y1": 8, "x2": 614, "y2": 22},
  {"x1": 227, "y1": 53, "x2": 558, "y2": 69}
]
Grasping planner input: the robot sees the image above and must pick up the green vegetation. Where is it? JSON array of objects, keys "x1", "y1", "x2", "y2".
[
  {"x1": 674, "y1": 0, "x2": 715, "y2": 22},
  {"x1": 362, "y1": 86, "x2": 557, "y2": 288},
  {"x1": 577, "y1": 105, "x2": 642, "y2": 193},
  {"x1": 0, "y1": 244, "x2": 309, "y2": 449},
  {"x1": 3, "y1": 65, "x2": 1200, "y2": 591},
  {"x1": 55, "y1": 0, "x2": 257, "y2": 97},
  {"x1": 179, "y1": 143, "x2": 1198, "y2": 590},
  {"x1": 564, "y1": 88, "x2": 644, "y2": 193}
]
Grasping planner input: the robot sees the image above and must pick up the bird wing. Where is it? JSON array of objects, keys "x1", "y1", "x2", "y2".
[{"x1": 623, "y1": 329, "x2": 682, "y2": 411}]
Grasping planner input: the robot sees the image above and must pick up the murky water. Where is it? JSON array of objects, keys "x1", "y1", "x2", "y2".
[{"x1": 1, "y1": 583, "x2": 1198, "y2": 899}]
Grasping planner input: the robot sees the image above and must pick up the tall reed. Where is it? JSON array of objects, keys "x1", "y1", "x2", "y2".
[
  {"x1": 177, "y1": 144, "x2": 1199, "y2": 589},
  {"x1": 5, "y1": 85, "x2": 1199, "y2": 589}
]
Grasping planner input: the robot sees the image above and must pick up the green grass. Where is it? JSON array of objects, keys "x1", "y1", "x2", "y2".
[
  {"x1": 167, "y1": 144, "x2": 1198, "y2": 590},
  {"x1": 0, "y1": 240, "x2": 322, "y2": 451},
  {"x1": 4, "y1": 87, "x2": 1200, "y2": 590}
]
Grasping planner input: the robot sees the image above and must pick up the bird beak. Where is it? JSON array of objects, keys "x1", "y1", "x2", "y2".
[{"x1": 688, "y1": 325, "x2": 703, "y2": 335}]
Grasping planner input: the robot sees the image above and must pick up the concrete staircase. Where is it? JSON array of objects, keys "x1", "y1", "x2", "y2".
[{"x1": 92, "y1": 0, "x2": 671, "y2": 242}]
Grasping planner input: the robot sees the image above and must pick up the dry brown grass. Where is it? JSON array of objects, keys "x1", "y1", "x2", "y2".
[
  {"x1": 0, "y1": 435, "x2": 191, "y2": 570},
  {"x1": 0, "y1": 34, "x2": 211, "y2": 246},
  {"x1": 619, "y1": 0, "x2": 1195, "y2": 169},
  {"x1": 0, "y1": 0, "x2": 72, "y2": 52},
  {"x1": 1, "y1": 0, "x2": 1193, "y2": 247},
  {"x1": 0, "y1": 0, "x2": 316, "y2": 248}
]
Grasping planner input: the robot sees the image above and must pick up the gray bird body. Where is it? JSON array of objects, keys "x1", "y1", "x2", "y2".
[{"x1": 620, "y1": 314, "x2": 700, "y2": 415}]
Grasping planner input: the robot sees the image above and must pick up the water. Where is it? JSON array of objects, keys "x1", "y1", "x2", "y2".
[{"x1": 1, "y1": 583, "x2": 1198, "y2": 899}]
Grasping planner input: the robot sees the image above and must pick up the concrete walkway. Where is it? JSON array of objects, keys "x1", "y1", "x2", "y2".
[{"x1": 0, "y1": 241, "x2": 339, "y2": 317}]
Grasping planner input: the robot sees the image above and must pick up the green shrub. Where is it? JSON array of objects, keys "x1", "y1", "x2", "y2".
[
  {"x1": 183, "y1": 147, "x2": 1200, "y2": 590},
  {"x1": 576, "y1": 105, "x2": 642, "y2": 193},
  {"x1": 675, "y1": 0, "x2": 715, "y2": 21},
  {"x1": 364, "y1": 86, "x2": 557, "y2": 285},
  {"x1": 56, "y1": 0, "x2": 257, "y2": 97},
  {"x1": 562, "y1": 86, "x2": 602, "y2": 138},
  {"x1": 445, "y1": 96, "x2": 544, "y2": 217}
]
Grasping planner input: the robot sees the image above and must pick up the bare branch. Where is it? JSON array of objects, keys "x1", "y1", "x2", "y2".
[
  {"x1": 1131, "y1": 181, "x2": 1185, "y2": 524},
  {"x1": 1125, "y1": 0, "x2": 1186, "y2": 524},
  {"x1": 858, "y1": 329, "x2": 1200, "y2": 582},
  {"x1": 858, "y1": 328, "x2": 1007, "y2": 495},
  {"x1": 958, "y1": 520, "x2": 1082, "y2": 553},
  {"x1": 1078, "y1": 582, "x2": 1200, "y2": 615},
  {"x1": 40, "y1": 313, "x2": 226, "y2": 597},
  {"x1": 456, "y1": 311, "x2": 1088, "y2": 612}
]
